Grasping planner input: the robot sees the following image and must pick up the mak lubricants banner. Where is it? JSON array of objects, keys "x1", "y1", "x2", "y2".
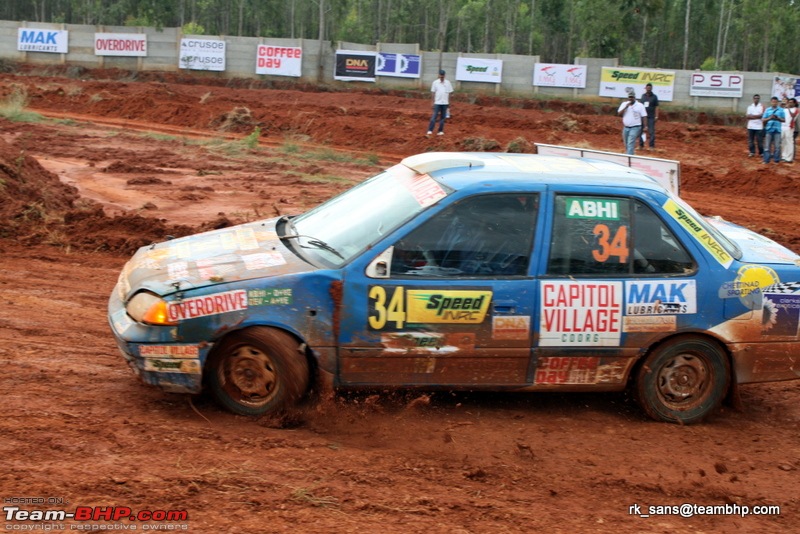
[
  {"x1": 255, "y1": 45, "x2": 302, "y2": 77},
  {"x1": 456, "y1": 57, "x2": 503, "y2": 83},
  {"x1": 94, "y1": 33, "x2": 147, "y2": 57},
  {"x1": 376, "y1": 53, "x2": 421, "y2": 79},
  {"x1": 17, "y1": 28, "x2": 69, "y2": 53},
  {"x1": 334, "y1": 50, "x2": 377, "y2": 82},
  {"x1": 599, "y1": 67, "x2": 675, "y2": 101},
  {"x1": 179, "y1": 38, "x2": 226, "y2": 71},
  {"x1": 533, "y1": 63, "x2": 587, "y2": 88}
]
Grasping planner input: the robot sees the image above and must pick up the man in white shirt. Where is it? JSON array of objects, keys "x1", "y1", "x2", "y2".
[
  {"x1": 617, "y1": 91, "x2": 647, "y2": 155},
  {"x1": 427, "y1": 69, "x2": 453, "y2": 136},
  {"x1": 780, "y1": 98, "x2": 798, "y2": 163},
  {"x1": 746, "y1": 94, "x2": 765, "y2": 157}
]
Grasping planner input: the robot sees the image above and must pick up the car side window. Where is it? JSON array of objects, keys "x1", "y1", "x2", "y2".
[
  {"x1": 547, "y1": 195, "x2": 694, "y2": 276},
  {"x1": 391, "y1": 194, "x2": 538, "y2": 277}
]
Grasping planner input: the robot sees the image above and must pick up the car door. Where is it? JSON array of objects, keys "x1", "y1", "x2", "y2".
[
  {"x1": 337, "y1": 192, "x2": 542, "y2": 386},
  {"x1": 533, "y1": 192, "x2": 699, "y2": 388}
]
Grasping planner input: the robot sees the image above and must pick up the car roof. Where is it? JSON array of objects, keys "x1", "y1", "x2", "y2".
[{"x1": 401, "y1": 152, "x2": 666, "y2": 194}]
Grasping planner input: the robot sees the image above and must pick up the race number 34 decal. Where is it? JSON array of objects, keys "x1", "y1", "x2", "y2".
[{"x1": 368, "y1": 286, "x2": 492, "y2": 330}]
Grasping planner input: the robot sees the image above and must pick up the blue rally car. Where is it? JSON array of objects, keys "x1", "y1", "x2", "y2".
[{"x1": 108, "y1": 152, "x2": 800, "y2": 423}]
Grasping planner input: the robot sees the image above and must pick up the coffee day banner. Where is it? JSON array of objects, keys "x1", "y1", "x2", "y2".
[
  {"x1": 255, "y1": 45, "x2": 302, "y2": 77},
  {"x1": 376, "y1": 53, "x2": 421, "y2": 79},
  {"x1": 456, "y1": 57, "x2": 503, "y2": 83},
  {"x1": 533, "y1": 63, "x2": 587, "y2": 88},
  {"x1": 599, "y1": 67, "x2": 675, "y2": 101},
  {"x1": 335, "y1": 50, "x2": 377, "y2": 82}
]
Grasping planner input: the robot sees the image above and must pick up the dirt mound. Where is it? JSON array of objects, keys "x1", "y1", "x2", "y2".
[
  {"x1": 0, "y1": 134, "x2": 205, "y2": 254},
  {"x1": 0, "y1": 136, "x2": 79, "y2": 240}
]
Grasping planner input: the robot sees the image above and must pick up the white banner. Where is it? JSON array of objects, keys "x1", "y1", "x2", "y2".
[
  {"x1": 533, "y1": 63, "x2": 587, "y2": 88},
  {"x1": 255, "y1": 45, "x2": 302, "y2": 77},
  {"x1": 689, "y1": 73, "x2": 744, "y2": 98},
  {"x1": 599, "y1": 67, "x2": 675, "y2": 101},
  {"x1": 179, "y1": 38, "x2": 226, "y2": 71},
  {"x1": 94, "y1": 33, "x2": 147, "y2": 57},
  {"x1": 17, "y1": 28, "x2": 68, "y2": 54},
  {"x1": 456, "y1": 57, "x2": 503, "y2": 83}
]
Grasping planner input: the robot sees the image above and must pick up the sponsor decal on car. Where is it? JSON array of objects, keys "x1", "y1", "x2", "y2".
[
  {"x1": 368, "y1": 287, "x2": 492, "y2": 329},
  {"x1": 662, "y1": 199, "x2": 733, "y2": 267},
  {"x1": 492, "y1": 316, "x2": 531, "y2": 340},
  {"x1": 625, "y1": 280, "x2": 696, "y2": 315},
  {"x1": 247, "y1": 288, "x2": 293, "y2": 306},
  {"x1": 138, "y1": 345, "x2": 200, "y2": 358},
  {"x1": 760, "y1": 282, "x2": 800, "y2": 336},
  {"x1": 143, "y1": 358, "x2": 201, "y2": 374},
  {"x1": 535, "y1": 356, "x2": 599, "y2": 385},
  {"x1": 167, "y1": 289, "x2": 248, "y2": 321},
  {"x1": 540, "y1": 281, "x2": 622, "y2": 346}
]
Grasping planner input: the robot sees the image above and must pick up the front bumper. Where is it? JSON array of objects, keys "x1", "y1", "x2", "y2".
[{"x1": 109, "y1": 288, "x2": 209, "y2": 394}]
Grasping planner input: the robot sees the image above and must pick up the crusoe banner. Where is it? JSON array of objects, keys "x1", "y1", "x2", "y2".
[
  {"x1": 179, "y1": 38, "x2": 226, "y2": 71},
  {"x1": 335, "y1": 50, "x2": 377, "y2": 82},
  {"x1": 599, "y1": 67, "x2": 675, "y2": 101}
]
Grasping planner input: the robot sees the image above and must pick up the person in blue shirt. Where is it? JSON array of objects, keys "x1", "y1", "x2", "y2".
[{"x1": 761, "y1": 97, "x2": 785, "y2": 164}]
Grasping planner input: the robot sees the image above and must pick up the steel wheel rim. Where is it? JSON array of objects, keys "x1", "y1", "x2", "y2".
[
  {"x1": 220, "y1": 344, "x2": 278, "y2": 407},
  {"x1": 656, "y1": 353, "x2": 710, "y2": 410}
]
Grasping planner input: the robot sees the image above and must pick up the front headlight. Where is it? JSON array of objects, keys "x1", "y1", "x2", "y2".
[{"x1": 126, "y1": 291, "x2": 178, "y2": 326}]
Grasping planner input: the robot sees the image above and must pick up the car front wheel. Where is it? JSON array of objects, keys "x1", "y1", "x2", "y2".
[
  {"x1": 207, "y1": 327, "x2": 309, "y2": 416},
  {"x1": 634, "y1": 336, "x2": 730, "y2": 424}
]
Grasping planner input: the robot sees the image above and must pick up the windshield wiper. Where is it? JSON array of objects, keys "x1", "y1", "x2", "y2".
[{"x1": 280, "y1": 234, "x2": 344, "y2": 259}]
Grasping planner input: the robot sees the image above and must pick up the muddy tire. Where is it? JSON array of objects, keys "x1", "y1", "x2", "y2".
[
  {"x1": 634, "y1": 336, "x2": 730, "y2": 424},
  {"x1": 207, "y1": 327, "x2": 309, "y2": 416}
]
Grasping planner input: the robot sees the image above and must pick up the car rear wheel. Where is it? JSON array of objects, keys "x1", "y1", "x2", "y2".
[
  {"x1": 634, "y1": 336, "x2": 730, "y2": 424},
  {"x1": 207, "y1": 327, "x2": 309, "y2": 416}
]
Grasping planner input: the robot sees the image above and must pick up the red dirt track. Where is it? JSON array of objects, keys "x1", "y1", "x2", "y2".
[{"x1": 0, "y1": 67, "x2": 798, "y2": 532}]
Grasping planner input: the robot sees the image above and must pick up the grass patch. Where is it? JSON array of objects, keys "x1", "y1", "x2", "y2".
[{"x1": 0, "y1": 85, "x2": 43, "y2": 122}]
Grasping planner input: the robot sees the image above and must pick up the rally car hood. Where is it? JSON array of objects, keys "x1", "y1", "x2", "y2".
[
  {"x1": 706, "y1": 216, "x2": 800, "y2": 265},
  {"x1": 117, "y1": 218, "x2": 316, "y2": 299}
]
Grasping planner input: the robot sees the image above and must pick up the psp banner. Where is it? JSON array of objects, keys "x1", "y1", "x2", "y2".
[
  {"x1": 94, "y1": 33, "x2": 147, "y2": 57},
  {"x1": 599, "y1": 67, "x2": 675, "y2": 101},
  {"x1": 179, "y1": 38, "x2": 226, "y2": 71},
  {"x1": 533, "y1": 63, "x2": 587, "y2": 88},
  {"x1": 376, "y1": 53, "x2": 421, "y2": 79},
  {"x1": 255, "y1": 45, "x2": 302, "y2": 77},
  {"x1": 456, "y1": 57, "x2": 503, "y2": 83},
  {"x1": 17, "y1": 28, "x2": 68, "y2": 53},
  {"x1": 335, "y1": 50, "x2": 377, "y2": 82},
  {"x1": 689, "y1": 73, "x2": 743, "y2": 98}
]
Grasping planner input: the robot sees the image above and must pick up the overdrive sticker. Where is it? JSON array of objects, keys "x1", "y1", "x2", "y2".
[{"x1": 540, "y1": 281, "x2": 622, "y2": 346}]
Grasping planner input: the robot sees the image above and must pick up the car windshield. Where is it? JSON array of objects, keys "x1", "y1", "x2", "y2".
[
  {"x1": 288, "y1": 164, "x2": 452, "y2": 267},
  {"x1": 668, "y1": 193, "x2": 742, "y2": 261}
]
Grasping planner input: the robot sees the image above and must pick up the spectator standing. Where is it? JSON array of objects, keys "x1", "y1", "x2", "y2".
[
  {"x1": 781, "y1": 98, "x2": 798, "y2": 163},
  {"x1": 761, "y1": 96, "x2": 785, "y2": 164},
  {"x1": 746, "y1": 94, "x2": 765, "y2": 157},
  {"x1": 427, "y1": 69, "x2": 453, "y2": 136},
  {"x1": 617, "y1": 91, "x2": 647, "y2": 155},
  {"x1": 639, "y1": 83, "x2": 659, "y2": 149}
]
